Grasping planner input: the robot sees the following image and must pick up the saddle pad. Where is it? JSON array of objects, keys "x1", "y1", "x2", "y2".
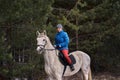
[
  {"x1": 59, "y1": 53, "x2": 76, "y2": 66},
  {"x1": 69, "y1": 55, "x2": 76, "y2": 64}
]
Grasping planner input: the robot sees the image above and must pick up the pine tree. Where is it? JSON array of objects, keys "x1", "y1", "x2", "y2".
[
  {"x1": 0, "y1": 0, "x2": 54, "y2": 79},
  {"x1": 50, "y1": 0, "x2": 120, "y2": 72}
]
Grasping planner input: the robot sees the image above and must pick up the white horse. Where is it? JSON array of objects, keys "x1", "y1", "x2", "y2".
[{"x1": 36, "y1": 30, "x2": 92, "y2": 80}]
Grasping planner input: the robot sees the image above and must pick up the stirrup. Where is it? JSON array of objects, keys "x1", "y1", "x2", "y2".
[{"x1": 70, "y1": 65, "x2": 75, "y2": 71}]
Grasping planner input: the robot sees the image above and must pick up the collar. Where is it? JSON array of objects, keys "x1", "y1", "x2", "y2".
[{"x1": 58, "y1": 30, "x2": 63, "y2": 33}]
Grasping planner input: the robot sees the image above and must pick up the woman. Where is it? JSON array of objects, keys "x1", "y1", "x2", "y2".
[{"x1": 54, "y1": 24, "x2": 75, "y2": 71}]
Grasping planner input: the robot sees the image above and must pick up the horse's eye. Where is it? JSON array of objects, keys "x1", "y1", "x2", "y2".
[{"x1": 43, "y1": 39, "x2": 46, "y2": 41}]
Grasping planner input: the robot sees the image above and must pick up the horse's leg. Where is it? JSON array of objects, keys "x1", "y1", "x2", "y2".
[
  {"x1": 88, "y1": 67, "x2": 92, "y2": 80},
  {"x1": 56, "y1": 76, "x2": 62, "y2": 80},
  {"x1": 83, "y1": 66, "x2": 92, "y2": 80},
  {"x1": 54, "y1": 72, "x2": 62, "y2": 80},
  {"x1": 56, "y1": 77, "x2": 62, "y2": 80},
  {"x1": 47, "y1": 75, "x2": 62, "y2": 80},
  {"x1": 79, "y1": 71, "x2": 84, "y2": 80},
  {"x1": 80, "y1": 52, "x2": 91, "y2": 80},
  {"x1": 55, "y1": 74, "x2": 62, "y2": 80},
  {"x1": 81, "y1": 65, "x2": 90, "y2": 80},
  {"x1": 47, "y1": 75, "x2": 54, "y2": 80},
  {"x1": 47, "y1": 77, "x2": 52, "y2": 80},
  {"x1": 81, "y1": 69, "x2": 88, "y2": 80}
]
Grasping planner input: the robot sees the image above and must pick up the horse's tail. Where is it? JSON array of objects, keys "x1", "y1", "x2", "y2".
[{"x1": 88, "y1": 67, "x2": 92, "y2": 80}]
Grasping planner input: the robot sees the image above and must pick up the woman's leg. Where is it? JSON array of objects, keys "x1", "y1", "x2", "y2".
[
  {"x1": 61, "y1": 49, "x2": 72, "y2": 64},
  {"x1": 61, "y1": 49, "x2": 74, "y2": 71}
]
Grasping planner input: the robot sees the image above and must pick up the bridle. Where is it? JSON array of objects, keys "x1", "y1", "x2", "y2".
[
  {"x1": 37, "y1": 39, "x2": 56, "y2": 54},
  {"x1": 37, "y1": 39, "x2": 47, "y2": 53},
  {"x1": 36, "y1": 36, "x2": 59, "y2": 58}
]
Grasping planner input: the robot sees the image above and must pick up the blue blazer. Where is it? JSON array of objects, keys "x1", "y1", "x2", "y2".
[{"x1": 55, "y1": 30, "x2": 69, "y2": 50}]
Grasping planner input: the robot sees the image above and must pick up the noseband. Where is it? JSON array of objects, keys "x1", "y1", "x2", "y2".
[
  {"x1": 37, "y1": 40, "x2": 47, "y2": 52},
  {"x1": 37, "y1": 39, "x2": 56, "y2": 53}
]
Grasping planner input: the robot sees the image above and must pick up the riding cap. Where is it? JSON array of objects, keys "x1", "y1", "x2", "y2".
[{"x1": 57, "y1": 24, "x2": 63, "y2": 28}]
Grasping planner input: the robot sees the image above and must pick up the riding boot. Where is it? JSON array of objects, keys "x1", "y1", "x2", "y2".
[{"x1": 69, "y1": 64, "x2": 75, "y2": 71}]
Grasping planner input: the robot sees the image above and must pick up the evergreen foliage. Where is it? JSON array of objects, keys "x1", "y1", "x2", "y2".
[
  {"x1": 0, "y1": 0, "x2": 120, "y2": 79},
  {"x1": 51, "y1": 0, "x2": 120, "y2": 72}
]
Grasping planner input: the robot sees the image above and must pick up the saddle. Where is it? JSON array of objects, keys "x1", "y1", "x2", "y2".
[
  {"x1": 58, "y1": 52, "x2": 76, "y2": 75},
  {"x1": 58, "y1": 52, "x2": 76, "y2": 66}
]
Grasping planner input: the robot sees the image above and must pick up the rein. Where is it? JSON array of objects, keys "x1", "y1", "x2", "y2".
[
  {"x1": 38, "y1": 40, "x2": 56, "y2": 51},
  {"x1": 45, "y1": 49, "x2": 56, "y2": 51},
  {"x1": 37, "y1": 37, "x2": 58, "y2": 56}
]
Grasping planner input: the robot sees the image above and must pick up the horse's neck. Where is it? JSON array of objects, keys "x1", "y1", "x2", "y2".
[
  {"x1": 44, "y1": 37, "x2": 58, "y2": 65},
  {"x1": 45, "y1": 37, "x2": 54, "y2": 49}
]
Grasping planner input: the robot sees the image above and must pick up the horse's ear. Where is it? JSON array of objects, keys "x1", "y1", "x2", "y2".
[
  {"x1": 43, "y1": 30, "x2": 47, "y2": 35},
  {"x1": 36, "y1": 31, "x2": 40, "y2": 36}
]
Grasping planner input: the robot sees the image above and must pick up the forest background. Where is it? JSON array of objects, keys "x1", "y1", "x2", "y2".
[{"x1": 0, "y1": 0, "x2": 120, "y2": 79}]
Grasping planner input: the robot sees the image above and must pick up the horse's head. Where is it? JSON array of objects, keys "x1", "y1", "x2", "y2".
[{"x1": 36, "y1": 30, "x2": 47, "y2": 54}]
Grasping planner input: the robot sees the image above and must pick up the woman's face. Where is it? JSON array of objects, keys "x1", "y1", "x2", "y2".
[{"x1": 57, "y1": 28, "x2": 62, "y2": 32}]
